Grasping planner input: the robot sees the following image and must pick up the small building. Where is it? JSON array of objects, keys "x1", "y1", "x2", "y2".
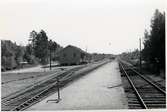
[{"x1": 56, "y1": 45, "x2": 87, "y2": 65}]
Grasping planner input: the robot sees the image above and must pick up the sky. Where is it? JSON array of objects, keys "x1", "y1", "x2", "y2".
[{"x1": 0, "y1": 0, "x2": 165, "y2": 54}]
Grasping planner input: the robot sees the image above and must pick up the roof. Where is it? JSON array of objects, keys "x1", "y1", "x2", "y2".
[{"x1": 56, "y1": 45, "x2": 86, "y2": 55}]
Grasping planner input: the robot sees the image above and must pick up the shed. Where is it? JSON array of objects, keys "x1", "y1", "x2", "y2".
[{"x1": 56, "y1": 45, "x2": 87, "y2": 65}]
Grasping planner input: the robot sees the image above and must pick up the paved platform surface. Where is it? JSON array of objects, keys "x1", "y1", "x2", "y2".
[{"x1": 27, "y1": 60, "x2": 128, "y2": 110}]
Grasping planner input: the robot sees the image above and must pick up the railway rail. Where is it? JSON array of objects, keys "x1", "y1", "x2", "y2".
[
  {"x1": 119, "y1": 61, "x2": 166, "y2": 109},
  {"x1": 1, "y1": 61, "x2": 109, "y2": 111},
  {"x1": 2, "y1": 67, "x2": 82, "y2": 111}
]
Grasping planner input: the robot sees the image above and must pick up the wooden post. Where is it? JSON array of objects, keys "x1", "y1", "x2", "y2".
[{"x1": 57, "y1": 78, "x2": 60, "y2": 100}]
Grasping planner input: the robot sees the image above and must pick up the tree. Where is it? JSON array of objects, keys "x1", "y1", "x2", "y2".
[
  {"x1": 34, "y1": 30, "x2": 49, "y2": 64},
  {"x1": 15, "y1": 45, "x2": 25, "y2": 65},
  {"x1": 1, "y1": 40, "x2": 20, "y2": 70},
  {"x1": 142, "y1": 30, "x2": 151, "y2": 62},
  {"x1": 23, "y1": 30, "x2": 38, "y2": 64},
  {"x1": 142, "y1": 9, "x2": 165, "y2": 71},
  {"x1": 23, "y1": 44, "x2": 37, "y2": 64},
  {"x1": 25, "y1": 30, "x2": 63, "y2": 65},
  {"x1": 29, "y1": 30, "x2": 38, "y2": 55},
  {"x1": 29, "y1": 31, "x2": 37, "y2": 45}
]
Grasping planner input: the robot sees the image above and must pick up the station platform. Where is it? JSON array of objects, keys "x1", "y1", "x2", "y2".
[{"x1": 27, "y1": 60, "x2": 128, "y2": 110}]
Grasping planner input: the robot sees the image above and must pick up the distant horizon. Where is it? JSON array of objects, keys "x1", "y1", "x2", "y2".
[{"x1": 0, "y1": 0, "x2": 165, "y2": 54}]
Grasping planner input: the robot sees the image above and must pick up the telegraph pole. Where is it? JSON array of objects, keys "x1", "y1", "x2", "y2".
[
  {"x1": 49, "y1": 48, "x2": 52, "y2": 70},
  {"x1": 85, "y1": 45, "x2": 88, "y2": 63},
  {"x1": 49, "y1": 40, "x2": 52, "y2": 70},
  {"x1": 139, "y1": 38, "x2": 142, "y2": 73}
]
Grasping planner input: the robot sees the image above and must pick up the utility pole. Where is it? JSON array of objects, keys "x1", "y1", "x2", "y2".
[
  {"x1": 139, "y1": 38, "x2": 142, "y2": 73},
  {"x1": 85, "y1": 45, "x2": 88, "y2": 63},
  {"x1": 49, "y1": 40, "x2": 52, "y2": 70},
  {"x1": 49, "y1": 48, "x2": 52, "y2": 70}
]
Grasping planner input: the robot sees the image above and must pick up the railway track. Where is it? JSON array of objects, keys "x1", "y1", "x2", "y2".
[
  {"x1": 1, "y1": 67, "x2": 82, "y2": 111},
  {"x1": 1, "y1": 61, "x2": 109, "y2": 111},
  {"x1": 119, "y1": 61, "x2": 166, "y2": 109}
]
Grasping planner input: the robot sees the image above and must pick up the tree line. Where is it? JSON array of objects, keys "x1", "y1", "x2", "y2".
[
  {"x1": 120, "y1": 9, "x2": 165, "y2": 74},
  {"x1": 1, "y1": 40, "x2": 25, "y2": 70},
  {"x1": 1, "y1": 30, "x2": 63, "y2": 71},
  {"x1": 142, "y1": 9, "x2": 165, "y2": 72}
]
